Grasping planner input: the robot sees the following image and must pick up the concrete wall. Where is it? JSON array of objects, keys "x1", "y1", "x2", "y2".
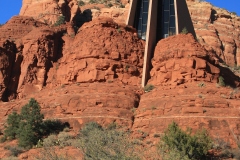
[
  {"x1": 176, "y1": 0, "x2": 196, "y2": 38},
  {"x1": 141, "y1": 0, "x2": 158, "y2": 87},
  {"x1": 126, "y1": 0, "x2": 137, "y2": 26}
]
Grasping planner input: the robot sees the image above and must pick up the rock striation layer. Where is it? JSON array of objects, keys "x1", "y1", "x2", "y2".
[
  {"x1": 187, "y1": 0, "x2": 240, "y2": 67},
  {"x1": 0, "y1": 16, "x2": 144, "y2": 101}
]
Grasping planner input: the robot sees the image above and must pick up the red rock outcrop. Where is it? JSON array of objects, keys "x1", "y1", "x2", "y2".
[
  {"x1": 149, "y1": 34, "x2": 220, "y2": 86},
  {"x1": 20, "y1": 0, "x2": 81, "y2": 24},
  {"x1": 0, "y1": 16, "x2": 144, "y2": 101},
  {"x1": 0, "y1": 83, "x2": 140, "y2": 133},
  {"x1": 149, "y1": 33, "x2": 240, "y2": 88},
  {"x1": 133, "y1": 83, "x2": 240, "y2": 148},
  {"x1": 186, "y1": 0, "x2": 240, "y2": 67},
  {"x1": 20, "y1": 0, "x2": 129, "y2": 25},
  {"x1": 19, "y1": 0, "x2": 240, "y2": 68},
  {"x1": 0, "y1": 1, "x2": 239, "y2": 159},
  {"x1": 45, "y1": 17, "x2": 144, "y2": 89}
]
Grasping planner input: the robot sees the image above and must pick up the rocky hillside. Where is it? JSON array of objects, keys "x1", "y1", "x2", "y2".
[
  {"x1": 187, "y1": 0, "x2": 240, "y2": 68},
  {"x1": 18, "y1": 0, "x2": 240, "y2": 69},
  {"x1": 0, "y1": 0, "x2": 240, "y2": 159}
]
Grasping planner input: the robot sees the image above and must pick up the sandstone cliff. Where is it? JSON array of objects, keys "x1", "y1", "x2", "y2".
[
  {"x1": 187, "y1": 0, "x2": 240, "y2": 67},
  {"x1": 0, "y1": 0, "x2": 240, "y2": 159}
]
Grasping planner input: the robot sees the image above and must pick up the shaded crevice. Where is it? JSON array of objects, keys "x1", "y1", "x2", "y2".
[
  {"x1": 1, "y1": 41, "x2": 17, "y2": 102},
  {"x1": 61, "y1": 0, "x2": 71, "y2": 22},
  {"x1": 210, "y1": 9, "x2": 217, "y2": 23}
]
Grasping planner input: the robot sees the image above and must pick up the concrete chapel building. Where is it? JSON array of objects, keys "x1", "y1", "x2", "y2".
[{"x1": 126, "y1": 0, "x2": 196, "y2": 87}]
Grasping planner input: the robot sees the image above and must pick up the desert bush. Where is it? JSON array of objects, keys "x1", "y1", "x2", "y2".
[
  {"x1": 89, "y1": 0, "x2": 97, "y2": 3},
  {"x1": 78, "y1": 0, "x2": 85, "y2": 6},
  {"x1": 158, "y1": 122, "x2": 212, "y2": 160},
  {"x1": 198, "y1": 82, "x2": 206, "y2": 88},
  {"x1": 76, "y1": 122, "x2": 139, "y2": 160},
  {"x1": 57, "y1": 131, "x2": 74, "y2": 147},
  {"x1": 5, "y1": 146, "x2": 23, "y2": 157},
  {"x1": 35, "y1": 147, "x2": 70, "y2": 160},
  {"x1": 42, "y1": 134, "x2": 58, "y2": 147},
  {"x1": 181, "y1": 27, "x2": 188, "y2": 34},
  {"x1": 1, "y1": 156, "x2": 19, "y2": 160},
  {"x1": 144, "y1": 84, "x2": 155, "y2": 92},
  {"x1": 54, "y1": 15, "x2": 65, "y2": 26},
  {"x1": 218, "y1": 76, "x2": 225, "y2": 87}
]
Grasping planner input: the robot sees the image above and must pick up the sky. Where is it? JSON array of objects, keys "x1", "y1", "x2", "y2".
[{"x1": 0, "y1": 0, "x2": 240, "y2": 24}]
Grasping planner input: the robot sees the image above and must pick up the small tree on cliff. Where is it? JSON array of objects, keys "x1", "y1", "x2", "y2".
[
  {"x1": 3, "y1": 98, "x2": 44, "y2": 148},
  {"x1": 17, "y1": 98, "x2": 44, "y2": 148},
  {"x1": 4, "y1": 111, "x2": 20, "y2": 140}
]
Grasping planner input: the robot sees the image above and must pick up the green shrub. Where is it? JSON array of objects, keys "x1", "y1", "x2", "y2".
[
  {"x1": 42, "y1": 134, "x2": 58, "y2": 147},
  {"x1": 89, "y1": 0, "x2": 97, "y2": 3},
  {"x1": 4, "y1": 112, "x2": 20, "y2": 140},
  {"x1": 144, "y1": 84, "x2": 155, "y2": 92},
  {"x1": 181, "y1": 27, "x2": 188, "y2": 34},
  {"x1": 78, "y1": 0, "x2": 85, "y2": 6},
  {"x1": 35, "y1": 147, "x2": 70, "y2": 160},
  {"x1": 54, "y1": 15, "x2": 65, "y2": 26},
  {"x1": 1, "y1": 156, "x2": 19, "y2": 160},
  {"x1": 76, "y1": 122, "x2": 139, "y2": 160},
  {"x1": 5, "y1": 146, "x2": 23, "y2": 157},
  {"x1": 218, "y1": 76, "x2": 225, "y2": 87},
  {"x1": 158, "y1": 122, "x2": 212, "y2": 160},
  {"x1": 198, "y1": 82, "x2": 206, "y2": 88}
]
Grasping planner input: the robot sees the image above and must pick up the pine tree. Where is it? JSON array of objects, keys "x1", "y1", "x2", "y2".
[
  {"x1": 4, "y1": 111, "x2": 20, "y2": 140},
  {"x1": 17, "y1": 98, "x2": 44, "y2": 148}
]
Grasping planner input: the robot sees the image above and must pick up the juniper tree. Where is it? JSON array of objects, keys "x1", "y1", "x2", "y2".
[
  {"x1": 17, "y1": 98, "x2": 44, "y2": 148},
  {"x1": 4, "y1": 111, "x2": 20, "y2": 140}
]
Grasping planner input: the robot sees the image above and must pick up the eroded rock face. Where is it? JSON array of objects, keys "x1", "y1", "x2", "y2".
[
  {"x1": 20, "y1": 0, "x2": 129, "y2": 25},
  {"x1": 149, "y1": 34, "x2": 220, "y2": 86},
  {"x1": 46, "y1": 17, "x2": 144, "y2": 88},
  {"x1": 0, "y1": 83, "x2": 140, "y2": 132},
  {"x1": 186, "y1": 0, "x2": 240, "y2": 67},
  {"x1": 20, "y1": 0, "x2": 81, "y2": 24},
  {"x1": 133, "y1": 83, "x2": 240, "y2": 148},
  {"x1": 0, "y1": 16, "x2": 144, "y2": 101}
]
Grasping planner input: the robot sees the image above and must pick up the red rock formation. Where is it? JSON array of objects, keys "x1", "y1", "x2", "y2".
[
  {"x1": 186, "y1": 0, "x2": 240, "y2": 67},
  {"x1": 46, "y1": 17, "x2": 144, "y2": 88},
  {"x1": 133, "y1": 83, "x2": 240, "y2": 148},
  {"x1": 0, "y1": 1, "x2": 239, "y2": 159},
  {"x1": 149, "y1": 34, "x2": 220, "y2": 86},
  {"x1": 0, "y1": 16, "x2": 144, "y2": 101}
]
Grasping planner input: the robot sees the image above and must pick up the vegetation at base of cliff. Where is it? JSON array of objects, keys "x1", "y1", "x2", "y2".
[
  {"x1": 54, "y1": 15, "x2": 65, "y2": 26},
  {"x1": 2, "y1": 105, "x2": 238, "y2": 159},
  {"x1": 144, "y1": 84, "x2": 155, "y2": 92},
  {"x1": 158, "y1": 121, "x2": 212, "y2": 160},
  {"x1": 218, "y1": 76, "x2": 226, "y2": 87},
  {"x1": 77, "y1": 122, "x2": 140, "y2": 160},
  {"x1": 181, "y1": 27, "x2": 188, "y2": 34},
  {"x1": 78, "y1": 0, "x2": 85, "y2": 6},
  {"x1": 2, "y1": 98, "x2": 67, "y2": 149}
]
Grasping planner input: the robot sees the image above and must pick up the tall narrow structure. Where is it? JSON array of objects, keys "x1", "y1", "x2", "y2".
[{"x1": 127, "y1": 0, "x2": 196, "y2": 87}]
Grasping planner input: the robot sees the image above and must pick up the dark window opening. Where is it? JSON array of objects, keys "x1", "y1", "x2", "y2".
[
  {"x1": 157, "y1": 0, "x2": 176, "y2": 41},
  {"x1": 134, "y1": 0, "x2": 149, "y2": 40}
]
